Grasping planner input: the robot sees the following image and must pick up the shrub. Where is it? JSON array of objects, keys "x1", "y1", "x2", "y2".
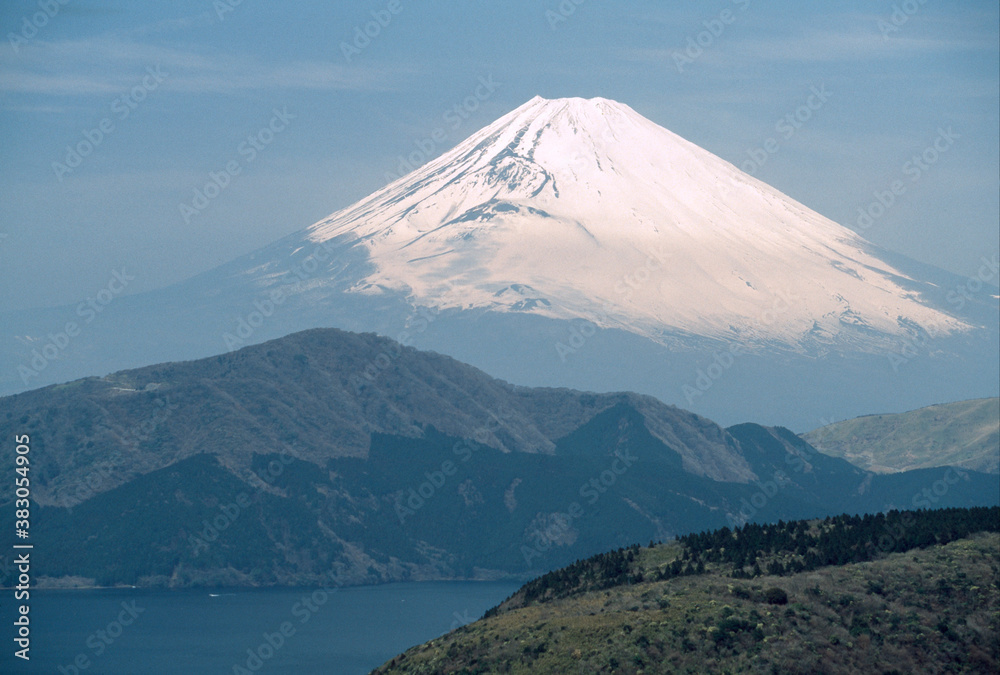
[
  {"x1": 763, "y1": 586, "x2": 789, "y2": 605},
  {"x1": 713, "y1": 618, "x2": 755, "y2": 647},
  {"x1": 730, "y1": 585, "x2": 751, "y2": 599}
]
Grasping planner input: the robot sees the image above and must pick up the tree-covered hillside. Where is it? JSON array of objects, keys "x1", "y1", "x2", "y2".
[{"x1": 374, "y1": 507, "x2": 1000, "y2": 674}]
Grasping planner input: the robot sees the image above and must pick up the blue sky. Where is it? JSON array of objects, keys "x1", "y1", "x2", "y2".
[{"x1": 1, "y1": 0, "x2": 997, "y2": 311}]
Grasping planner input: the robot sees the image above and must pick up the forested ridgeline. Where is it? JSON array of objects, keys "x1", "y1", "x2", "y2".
[{"x1": 502, "y1": 506, "x2": 1000, "y2": 610}]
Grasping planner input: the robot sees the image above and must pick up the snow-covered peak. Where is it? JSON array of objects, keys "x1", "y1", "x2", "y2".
[{"x1": 305, "y1": 96, "x2": 967, "y2": 350}]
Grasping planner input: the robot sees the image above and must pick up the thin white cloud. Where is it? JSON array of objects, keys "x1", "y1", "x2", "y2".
[
  {"x1": 0, "y1": 103, "x2": 68, "y2": 114},
  {"x1": 130, "y1": 14, "x2": 217, "y2": 37},
  {"x1": 0, "y1": 36, "x2": 418, "y2": 97},
  {"x1": 622, "y1": 23, "x2": 995, "y2": 68},
  {"x1": 733, "y1": 29, "x2": 993, "y2": 63},
  {"x1": 0, "y1": 71, "x2": 122, "y2": 96}
]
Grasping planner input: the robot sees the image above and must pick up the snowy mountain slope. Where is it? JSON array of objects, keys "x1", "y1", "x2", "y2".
[
  {"x1": 301, "y1": 96, "x2": 968, "y2": 350},
  {"x1": 1, "y1": 96, "x2": 995, "y2": 428}
]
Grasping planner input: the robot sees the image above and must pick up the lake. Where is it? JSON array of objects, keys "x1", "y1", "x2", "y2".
[{"x1": 0, "y1": 581, "x2": 521, "y2": 674}]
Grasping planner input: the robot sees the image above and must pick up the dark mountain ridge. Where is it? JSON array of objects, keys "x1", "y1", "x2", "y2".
[{"x1": 1, "y1": 328, "x2": 996, "y2": 588}]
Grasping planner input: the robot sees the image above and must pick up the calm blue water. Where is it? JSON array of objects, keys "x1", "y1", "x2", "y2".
[{"x1": 0, "y1": 581, "x2": 520, "y2": 674}]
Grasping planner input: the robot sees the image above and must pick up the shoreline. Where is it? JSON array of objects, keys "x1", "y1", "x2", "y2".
[{"x1": 0, "y1": 575, "x2": 531, "y2": 592}]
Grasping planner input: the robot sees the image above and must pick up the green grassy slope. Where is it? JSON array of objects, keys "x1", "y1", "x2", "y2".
[
  {"x1": 803, "y1": 398, "x2": 999, "y2": 474},
  {"x1": 373, "y1": 509, "x2": 1000, "y2": 674}
]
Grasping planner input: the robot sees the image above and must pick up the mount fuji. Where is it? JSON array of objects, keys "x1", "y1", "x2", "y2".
[
  {"x1": 4, "y1": 96, "x2": 997, "y2": 427},
  {"x1": 304, "y1": 95, "x2": 966, "y2": 348}
]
